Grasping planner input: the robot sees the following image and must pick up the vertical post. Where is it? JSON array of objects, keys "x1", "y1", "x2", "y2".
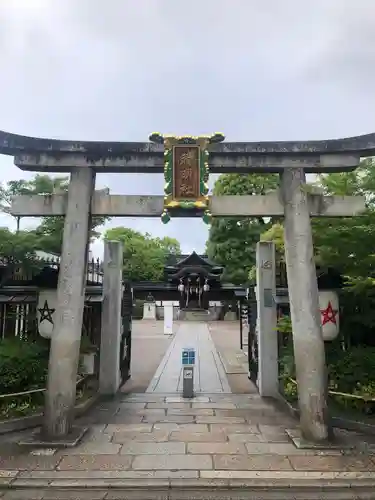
[
  {"x1": 43, "y1": 167, "x2": 95, "y2": 439},
  {"x1": 256, "y1": 241, "x2": 278, "y2": 398},
  {"x1": 182, "y1": 348, "x2": 195, "y2": 398},
  {"x1": 239, "y1": 301, "x2": 243, "y2": 350},
  {"x1": 99, "y1": 240, "x2": 123, "y2": 396},
  {"x1": 280, "y1": 167, "x2": 331, "y2": 442}
]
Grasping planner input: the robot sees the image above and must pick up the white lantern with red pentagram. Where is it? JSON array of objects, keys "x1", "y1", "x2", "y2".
[{"x1": 319, "y1": 290, "x2": 339, "y2": 341}]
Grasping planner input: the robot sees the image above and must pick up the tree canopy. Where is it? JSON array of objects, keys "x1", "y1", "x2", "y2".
[
  {"x1": 259, "y1": 158, "x2": 375, "y2": 347},
  {"x1": 260, "y1": 158, "x2": 375, "y2": 282},
  {"x1": 0, "y1": 174, "x2": 182, "y2": 284},
  {"x1": 104, "y1": 227, "x2": 181, "y2": 282},
  {"x1": 206, "y1": 173, "x2": 278, "y2": 284},
  {"x1": 0, "y1": 174, "x2": 108, "y2": 256}
]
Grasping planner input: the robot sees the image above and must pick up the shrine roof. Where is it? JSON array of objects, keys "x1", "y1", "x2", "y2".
[
  {"x1": 165, "y1": 251, "x2": 220, "y2": 269},
  {"x1": 1, "y1": 129, "x2": 375, "y2": 156}
]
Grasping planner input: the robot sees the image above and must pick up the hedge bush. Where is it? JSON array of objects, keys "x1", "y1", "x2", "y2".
[
  {"x1": 279, "y1": 340, "x2": 375, "y2": 414},
  {"x1": 328, "y1": 346, "x2": 375, "y2": 393},
  {"x1": 0, "y1": 338, "x2": 50, "y2": 395}
]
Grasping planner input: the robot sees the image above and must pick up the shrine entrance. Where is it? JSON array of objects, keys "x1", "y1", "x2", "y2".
[
  {"x1": 5, "y1": 128, "x2": 368, "y2": 443},
  {"x1": 133, "y1": 251, "x2": 244, "y2": 321},
  {"x1": 165, "y1": 252, "x2": 223, "y2": 313}
]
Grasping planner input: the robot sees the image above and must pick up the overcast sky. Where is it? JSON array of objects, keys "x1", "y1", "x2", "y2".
[{"x1": 0, "y1": 0, "x2": 374, "y2": 256}]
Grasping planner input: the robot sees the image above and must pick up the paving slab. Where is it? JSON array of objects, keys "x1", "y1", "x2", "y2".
[
  {"x1": 146, "y1": 323, "x2": 231, "y2": 393},
  {"x1": 0, "y1": 456, "x2": 61, "y2": 471},
  {"x1": 187, "y1": 442, "x2": 247, "y2": 454},
  {"x1": 152, "y1": 423, "x2": 209, "y2": 432},
  {"x1": 61, "y1": 442, "x2": 121, "y2": 455},
  {"x1": 213, "y1": 453, "x2": 293, "y2": 470},
  {"x1": 57, "y1": 455, "x2": 132, "y2": 471},
  {"x1": 288, "y1": 454, "x2": 375, "y2": 471},
  {"x1": 169, "y1": 431, "x2": 227, "y2": 442},
  {"x1": 132, "y1": 454, "x2": 213, "y2": 470},
  {"x1": 119, "y1": 441, "x2": 186, "y2": 455},
  {"x1": 112, "y1": 430, "x2": 169, "y2": 443}
]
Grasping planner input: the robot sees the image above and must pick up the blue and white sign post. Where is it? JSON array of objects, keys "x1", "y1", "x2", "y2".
[{"x1": 181, "y1": 347, "x2": 195, "y2": 398}]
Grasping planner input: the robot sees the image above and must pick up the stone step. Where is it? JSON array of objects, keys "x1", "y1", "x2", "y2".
[
  {"x1": 182, "y1": 310, "x2": 210, "y2": 322},
  {"x1": 4, "y1": 472, "x2": 375, "y2": 499}
]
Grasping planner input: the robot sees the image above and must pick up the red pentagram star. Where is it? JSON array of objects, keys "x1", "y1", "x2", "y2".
[{"x1": 321, "y1": 301, "x2": 338, "y2": 326}]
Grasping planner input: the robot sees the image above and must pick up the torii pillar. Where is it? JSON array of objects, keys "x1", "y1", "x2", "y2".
[
  {"x1": 281, "y1": 168, "x2": 332, "y2": 442},
  {"x1": 43, "y1": 168, "x2": 95, "y2": 439}
]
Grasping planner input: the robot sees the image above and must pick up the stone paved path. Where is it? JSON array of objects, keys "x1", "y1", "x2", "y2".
[
  {"x1": 146, "y1": 323, "x2": 231, "y2": 393},
  {"x1": 208, "y1": 322, "x2": 257, "y2": 394},
  {"x1": 1, "y1": 393, "x2": 375, "y2": 496},
  {"x1": 120, "y1": 320, "x2": 174, "y2": 394},
  {"x1": 1, "y1": 321, "x2": 375, "y2": 496}
]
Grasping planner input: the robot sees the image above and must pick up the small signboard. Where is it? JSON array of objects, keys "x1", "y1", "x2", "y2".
[
  {"x1": 148, "y1": 132, "x2": 225, "y2": 224},
  {"x1": 182, "y1": 347, "x2": 196, "y2": 365},
  {"x1": 173, "y1": 146, "x2": 200, "y2": 200},
  {"x1": 183, "y1": 368, "x2": 193, "y2": 379}
]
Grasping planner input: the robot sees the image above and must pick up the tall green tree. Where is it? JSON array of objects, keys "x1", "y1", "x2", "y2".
[
  {"x1": 206, "y1": 173, "x2": 278, "y2": 284},
  {"x1": 259, "y1": 159, "x2": 375, "y2": 346},
  {"x1": 259, "y1": 159, "x2": 375, "y2": 280},
  {"x1": 0, "y1": 228, "x2": 41, "y2": 286},
  {"x1": 312, "y1": 159, "x2": 375, "y2": 279},
  {"x1": 154, "y1": 236, "x2": 181, "y2": 256},
  {"x1": 1, "y1": 174, "x2": 108, "y2": 254},
  {"x1": 104, "y1": 227, "x2": 181, "y2": 282}
]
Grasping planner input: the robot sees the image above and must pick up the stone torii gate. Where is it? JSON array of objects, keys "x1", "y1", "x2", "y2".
[{"x1": 4, "y1": 129, "x2": 372, "y2": 444}]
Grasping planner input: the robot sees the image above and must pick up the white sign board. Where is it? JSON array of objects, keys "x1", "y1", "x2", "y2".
[{"x1": 164, "y1": 304, "x2": 173, "y2": 335}]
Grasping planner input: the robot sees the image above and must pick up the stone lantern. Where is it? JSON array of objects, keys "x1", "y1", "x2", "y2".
[{"x1": 143, "y1": 293, "x2": 156, "y2": 320}]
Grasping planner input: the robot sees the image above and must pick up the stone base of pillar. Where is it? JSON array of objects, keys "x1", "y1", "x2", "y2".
[
  {"x1": 19, "y1": 426, "x2": 89, "y2": 449},
  {"x1": 143, "y1": 303, "x2": 156, "y2": 320}
]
